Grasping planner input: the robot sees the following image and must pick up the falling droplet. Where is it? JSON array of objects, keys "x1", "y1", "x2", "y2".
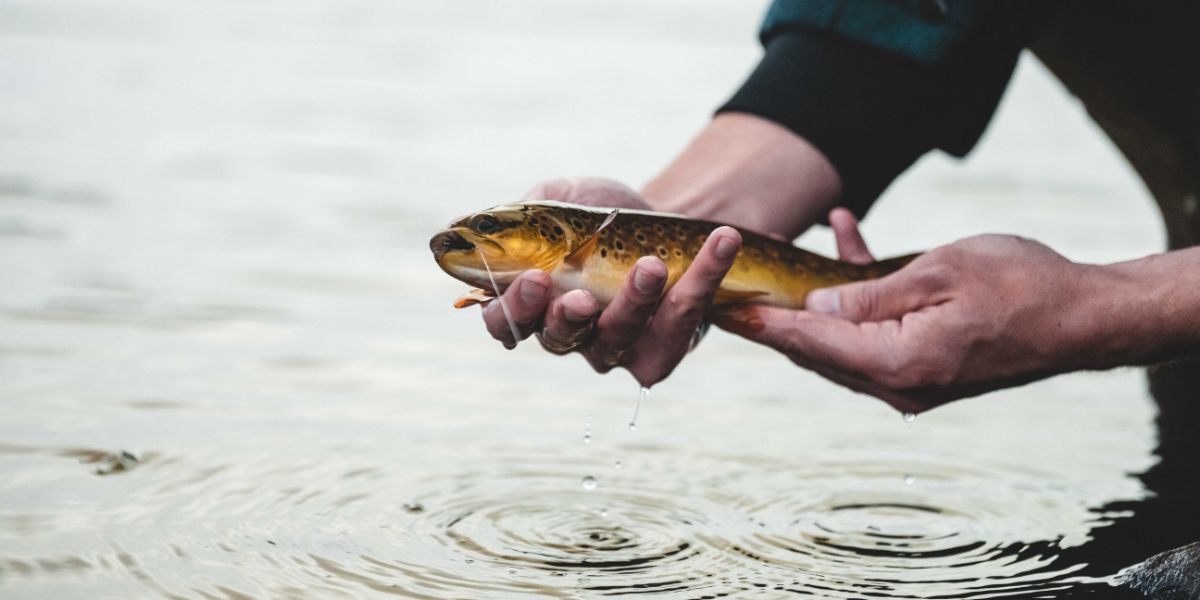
[
  {"x1": 613, "y1": 460, "x2": 622, "y2": 470},
  {"x1": 403, "y1": 502, "x2": 425, "y2": 514},
  {"x1": 599, "y1": 508, "x2": 609, "y2": 518},
  {"x1": 581, "y1": 475, "x2": 598, "y2": 491},
  {"x1": 583, "y1": 432, "x2": 592, "y2": 444},
  {"x1": 629, "y1": 386, "x2": 649, "y2": 431},
  {"x1": 903, "y1": 412, "x2": 916, "y2": 424},
  {"x1": 904, "y1": 474, "x2": 916, "y2": 485}
]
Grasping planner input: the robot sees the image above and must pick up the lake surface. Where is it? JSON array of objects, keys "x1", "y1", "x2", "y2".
[{"x1": 0, "y1": 1, "x2": 1192, "y2": 597}]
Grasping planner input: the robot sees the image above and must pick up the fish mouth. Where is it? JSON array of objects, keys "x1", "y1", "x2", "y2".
[{"x1": 430, "y1": 229, "x2": 476, "y2": 260}]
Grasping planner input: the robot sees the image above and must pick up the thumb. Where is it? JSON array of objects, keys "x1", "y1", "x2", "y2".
[{"x1": 805, "y1": 271, "x2": 933, "y2": 323}]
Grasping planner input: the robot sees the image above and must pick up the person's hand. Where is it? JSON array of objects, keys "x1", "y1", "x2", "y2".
[
  {"x1": 715, "y1": 209, "x2": 1120, "y2": 414},
  {"x1": 482, "y1": 177, "x2": 742, "y2": 388}
]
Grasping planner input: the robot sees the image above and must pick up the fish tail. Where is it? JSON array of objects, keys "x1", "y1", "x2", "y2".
[{"x1": 851, "y1": 252, "x2": 921, "y2": 281}]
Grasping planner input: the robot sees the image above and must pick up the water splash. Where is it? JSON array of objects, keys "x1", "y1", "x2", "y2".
[
  {"x1": 629, "y1": 386, "x2": 649, "y2": 431},
  {"x1": 477, "y1": 251, "x2": 522, "y2": 345}
]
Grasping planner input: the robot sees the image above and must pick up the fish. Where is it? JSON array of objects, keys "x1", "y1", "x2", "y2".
[{"x1": 429, "y1": 201, "x2": 918, "y2": 311}]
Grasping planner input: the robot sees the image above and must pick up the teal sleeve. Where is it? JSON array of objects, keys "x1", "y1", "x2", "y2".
[{"x1": 760, "y1": 0, "x2": 991, "y2": 65}]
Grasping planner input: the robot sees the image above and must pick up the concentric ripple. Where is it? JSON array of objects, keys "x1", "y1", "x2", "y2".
[{"x1": 327, "y1": 448, "x2": 1127, "y2": 598}]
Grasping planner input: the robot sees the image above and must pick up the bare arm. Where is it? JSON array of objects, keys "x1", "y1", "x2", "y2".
[
  {"x1": 717, "y1": 214, "x2": 1200, "y2": 413},
  {"x1": 643, "y1": 112, "x2": 842, "y2": 239}
]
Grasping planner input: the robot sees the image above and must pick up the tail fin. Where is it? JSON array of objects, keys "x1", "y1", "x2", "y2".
[{"x1": 852, "y1": 252, "x2": 921, "y2": 280}]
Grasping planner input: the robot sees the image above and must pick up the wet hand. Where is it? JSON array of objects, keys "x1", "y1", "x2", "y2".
[
  {"x1": 481, "y1": 177, "x2": 742, "y2": 388},
  {"x1": 716, "y1": 209, "x2": 1110, "y2": 414}
]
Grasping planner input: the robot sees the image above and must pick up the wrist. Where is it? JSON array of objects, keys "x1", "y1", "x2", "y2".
[
  {"x1": 640, "y1": 112, "x2": 841, "y2": 239},
  {"x1": 1072, "y1": 255, "x2": 1198, "y2": 368}
]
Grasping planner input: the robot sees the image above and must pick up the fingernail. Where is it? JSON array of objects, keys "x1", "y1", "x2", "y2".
[
  {"x1": 633, "y1": 264, "x2": 661, "y2": 294},
  {"x1": 714, "y1": 233, "x2": 738, "y2": 259},
  {"x1": 520, "y1": 278, "x2": 548, "y2": 303},
  {"x1": 806, "y1": 288, "x2": 840, "y2": 315},
  {"x1": 563, "y1": 291, "x2": 594, "y2": 322}
]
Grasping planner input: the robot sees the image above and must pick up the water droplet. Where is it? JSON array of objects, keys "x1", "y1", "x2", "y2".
[
  {"x1": 583, "y1": 433, "x2": 591, "y2": 444},
  {"x1": 628, "y1": 386, "x2": 649, "y2": 431},
  {"x1": 599, "y1": 508, "x2": 608, "y2": 518},
  {"x1": 581, "y1": 475, "x2": 597, "y2": 491},
  {"x1": 904, "y1": 474, "x2": 916, "y2": 485},
  {"x1": 613, "y1": 460, "x2": 622, "y2": 469},
  {"x1": 903, "y1": 412, "x2": 916, "y2": 424},
  {"x1": 403, "y1": 502, "x2": 425, "y2": 513}
]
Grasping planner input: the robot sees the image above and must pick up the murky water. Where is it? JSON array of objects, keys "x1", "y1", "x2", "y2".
[{"x1": 0, "y1": 0, "x2": 1193, "y2": 598}]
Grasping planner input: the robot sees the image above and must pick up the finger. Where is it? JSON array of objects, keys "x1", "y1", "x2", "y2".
[
  {"x1": 482, "y1": 270, "x2": 551, "y2": 348},
  {"x1": 586, "y1": 256, "x2": 668, "y2": 370},
  {"x1": 714, "y1": 307, "x2": 929, "y2": 413},
  {"x1": 538, "y1": 290, "x2": 599, "y2": 355},
  {"x1": 713, "y1": 305, "x2": 895, "y2": 380},
  {"x1": 626, "y1": 226, "x2": 741, "y2": 385},
  {"x1": 804, "y1": 268, "x2": 937, "y2": 324},
  {"x1": 830, "y1": 207, "x2": 875, "y2": 265},
  {"x1": 787, "y1": 351, "x2": 929, "y2": 415}
]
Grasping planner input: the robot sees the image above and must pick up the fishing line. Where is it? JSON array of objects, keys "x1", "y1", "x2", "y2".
[{"x1": 478, "y1": 252, "x2": 523, "y2": 345}]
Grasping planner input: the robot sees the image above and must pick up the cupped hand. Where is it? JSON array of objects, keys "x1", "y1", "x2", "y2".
[
  {"x1": 481, "y1": 177, "x2": 742, "y2": 388},
  {"x1": 715, "y1": 209, "x2": 1112, "y2": 414}
]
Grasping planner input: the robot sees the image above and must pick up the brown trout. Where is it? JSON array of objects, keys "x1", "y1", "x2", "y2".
[{"x1": 429, "y1": 201, "x2": 916, "y2": 310}]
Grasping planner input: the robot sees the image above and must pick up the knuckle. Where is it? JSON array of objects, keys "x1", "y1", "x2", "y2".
[
  {"x1": 663, "y1": 291, "x2": 707, "y2": 324},
  {"x1": 848, "y1": 283, "x2": 879, "y2": 320}
]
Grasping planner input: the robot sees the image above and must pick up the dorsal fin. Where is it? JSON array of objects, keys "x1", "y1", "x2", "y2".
[{"x1": 562, "y1": 208, "x2": 620, "y2": 270}]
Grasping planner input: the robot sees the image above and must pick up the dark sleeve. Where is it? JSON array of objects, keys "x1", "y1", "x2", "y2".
[{"x1": 718, "y1": 1, "x2": 1049, "y2": 217}]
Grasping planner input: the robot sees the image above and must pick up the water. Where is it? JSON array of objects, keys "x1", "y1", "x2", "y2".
[
  {"x1": 630, "y1": 386, "x2": 649, "y2": 431},
  {"x1": 0, "y1": 0, "x2": 1191, "y2": 598}
]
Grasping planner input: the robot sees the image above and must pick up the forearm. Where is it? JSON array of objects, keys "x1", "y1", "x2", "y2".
[
  {"x1": 640, "y1": 112, "x2": 841, "y2": 240},
  {"x1": 1082, "y1": 247, "x2": 1200, "y2": 368}
]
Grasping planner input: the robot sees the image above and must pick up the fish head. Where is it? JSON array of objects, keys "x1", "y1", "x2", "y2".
[{"x1": 429, "y1": 203, "x2": 575, "y2": 291}]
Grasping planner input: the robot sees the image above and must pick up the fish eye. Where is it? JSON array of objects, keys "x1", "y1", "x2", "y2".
[{"x1": 471, "y1": 215, "x2": 500, "y2": 234}]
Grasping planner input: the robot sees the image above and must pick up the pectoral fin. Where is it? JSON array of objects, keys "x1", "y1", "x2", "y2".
[
  {"x1": 563, "y1": 208, "x2": 620, "y2": 270},
  {"x1": 454, "y1": 288, "x2": 495, "y2": 308},
  {"x1": 712, "y1": 289, "x2": 770, "y2": 307}
]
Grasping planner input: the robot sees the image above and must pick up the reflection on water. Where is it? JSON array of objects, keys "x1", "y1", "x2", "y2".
[{"x1": 0, "y1": 0, "x2": 1189, "y2": 598}]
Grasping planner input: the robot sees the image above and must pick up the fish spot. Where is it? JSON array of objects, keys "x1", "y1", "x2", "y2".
[
  {"x1": 554, "y1": 225, "x2": 564, "y2": 236},
  {"x1": 614, "y1": 240, "x2": 625, "y2": 251},
  {"x1": 571, "y1": 219, "x2": 584, "y2": 230},
  {"x1": 635, "y1": 233, "x2": 646, "y2": 242},
  {"x1": 673, "y1": 248, "x2": 683, "y2": 258},
  {"x1": 600, "y1": 248, "x2": 608, "y2": 258},
  {"x1": 657, "y1": 247, "x2": 668, "y2": 258}
]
